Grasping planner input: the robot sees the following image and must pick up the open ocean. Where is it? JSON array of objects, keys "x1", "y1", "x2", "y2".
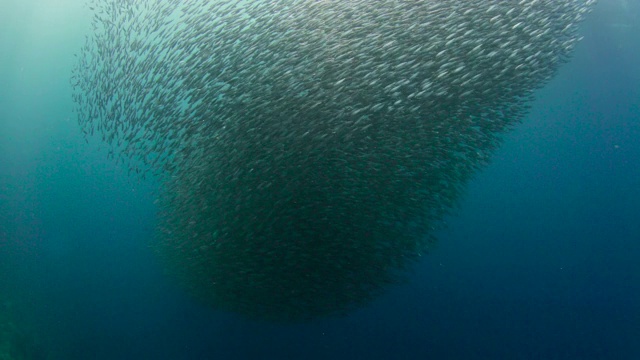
[{"x1": 1, "y1": 1, "x2": 638, "y2": 359}]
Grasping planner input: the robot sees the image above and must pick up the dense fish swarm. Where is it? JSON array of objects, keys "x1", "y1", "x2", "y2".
[{"x1": 72, "y1": 0, "x2": 595, "y2": 321}]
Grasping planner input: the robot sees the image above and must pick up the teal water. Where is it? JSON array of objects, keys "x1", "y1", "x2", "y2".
[{"x1": 1, "y1": 1, "x2": 639, "y2": 359}]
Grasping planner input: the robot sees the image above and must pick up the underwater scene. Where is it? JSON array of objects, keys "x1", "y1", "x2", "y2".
[{"x1": 0, "y1": 0, "x2": 638, "y2": 359}]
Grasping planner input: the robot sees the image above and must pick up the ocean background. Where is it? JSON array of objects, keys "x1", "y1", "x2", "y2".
[{"x1": 0, "y1": 1, "x2": 638, "y2": 359}]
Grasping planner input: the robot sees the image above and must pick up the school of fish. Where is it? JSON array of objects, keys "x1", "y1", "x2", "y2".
[{"x1": 72, "y1": 0, "x2": 596, "y2": 321}]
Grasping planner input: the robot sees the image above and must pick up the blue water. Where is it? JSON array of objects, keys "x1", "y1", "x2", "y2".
[{"x1": 1, "y1": 1, "x2": 638, "y2": 359}]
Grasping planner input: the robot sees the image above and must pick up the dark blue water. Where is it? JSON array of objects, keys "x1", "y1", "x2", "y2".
[{"x1": 1, "y1": 1, "x2": 638, "y2": 359}]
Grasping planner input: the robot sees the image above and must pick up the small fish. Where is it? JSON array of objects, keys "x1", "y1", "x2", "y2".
[{"x1": 72, "y1": 0, "x2": 596, "y2": 321}]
